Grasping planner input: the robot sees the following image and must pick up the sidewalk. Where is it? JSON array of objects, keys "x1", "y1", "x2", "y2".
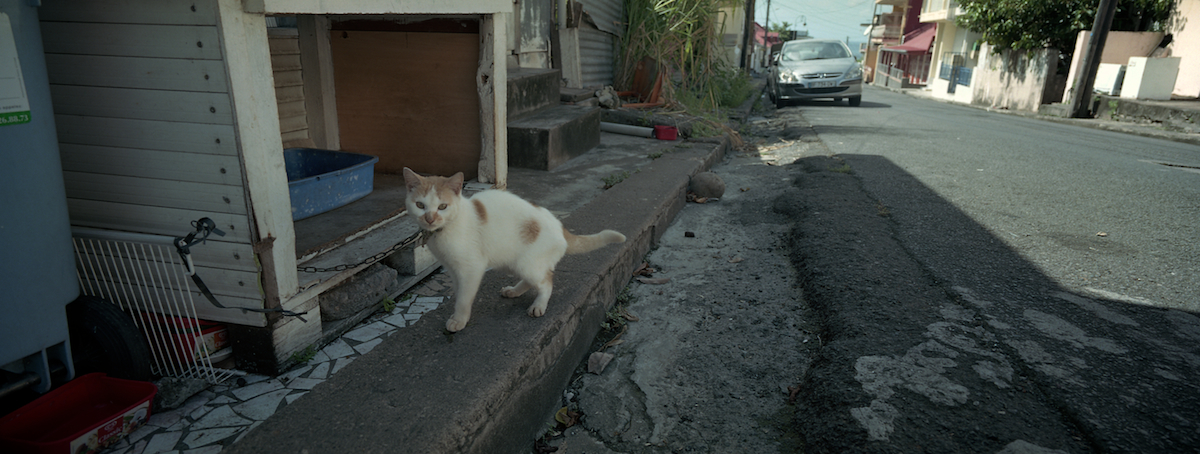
[
  {"x1": 891, "y1": 85, "x2": 1200, "y2": 147},
  {"x1": 216, "y1": 139, "x2": 726, "y2": 454},
  {"x1": 210, "y1": 84, "x2": 761, "y2": 453}
]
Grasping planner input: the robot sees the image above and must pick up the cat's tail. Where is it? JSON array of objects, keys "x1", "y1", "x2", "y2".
[{"x1": 564, "y1": 228, "x2": 626, "y2": 254}]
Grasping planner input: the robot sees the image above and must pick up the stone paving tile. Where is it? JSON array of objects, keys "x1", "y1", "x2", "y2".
[
  {"x1": 191, "y1": 405, "x2": 251, "y2": 430},
  {"x1": 183, "y1": 427, "x2": 241, "y2": 448},
  {"x1": 309, "y1": 361, "x2": 330, "y2": 380},
  {"x1": 330, "y1": 357, "x2": 355, "y2": 374},
  {"x1": 381, "y1": 312, "x2": 410, "y2": 328},
  {"x1": 320, "y1": 338, "x2": 356, "y2": 360},
  {"x1": 145, "y1": 432, "x2": 182, "y2": 453},
  {"x1": 285, "y1": 377, "x2": 325, "y2": 391},
  {"x1": 230, "y1": 379, "x2": 283, "y2": 401},
  {"x1": 352, "y1": 338, "x2": 384, "y2": 355},
  {"x1": 94, "y1": 271, "x2": 449, "y2": 454},
  {"x1": 344, "y1": 321, "x2": 394, "y2": 343},
  {"x1": 232, "y1": 388, "x2": 291, "y2": 420}
]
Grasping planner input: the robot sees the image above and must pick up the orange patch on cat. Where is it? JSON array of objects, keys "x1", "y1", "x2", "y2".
[
  {"x1": 473, "y1": 199, "x2": 487, "y2": 223},
  {"x1": 434, "y1": 181, "x2": 458, "y2": 202},
  {"x1": 520, "y1": 219, "x2": 540, "y2": 244}
]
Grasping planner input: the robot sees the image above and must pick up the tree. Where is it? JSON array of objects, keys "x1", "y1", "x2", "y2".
[
  {"x1": 769, "y1": 21, "x2": 792, "y2": 34},
  {"x1": 956, "y1": 0, "x2": 1174, "y2": 52}
]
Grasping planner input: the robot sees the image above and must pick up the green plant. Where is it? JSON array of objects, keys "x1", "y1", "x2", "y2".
[
  {"x1": 830, "y1": 163, "x2": 852, "y2": 174},
  {"x1": 602, "y1": 171, "x2": 631, "y2": 189},
  {"x1": 714, "y1": 67, "x2": 753, "y2": 108},
  {"x1": 288, "y1": 345, "x2": 317, "y2": 364},
  {"x1": 601, "y1": 286, "x2": 637, "y2": 331},
  {"x1": 648, "y1": 151, "x2": 663, "y2": 160},
  {"x1": 955, "y1": 0, "x2": 1171, "y2": 58},
  {"x1": 381, "y1": 297, "x2": 397, "y2": 312},
  {"x1": 619, "y1": 0, "x2": 745, "y2": 112}
]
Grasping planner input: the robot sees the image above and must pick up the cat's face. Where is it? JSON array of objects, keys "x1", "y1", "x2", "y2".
[{"x1": 402, "y1": 168, "x2": 464, "y2": 231}]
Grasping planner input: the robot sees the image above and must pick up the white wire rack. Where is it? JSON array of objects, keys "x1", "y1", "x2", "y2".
[{"x1": 72, "y1": 226, "x2": 242, "y2": 384}]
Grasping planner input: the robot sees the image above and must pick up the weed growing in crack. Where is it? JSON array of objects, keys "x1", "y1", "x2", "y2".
[{"x1": 602, "y1": 171, "x2": 631, "y2": 189}]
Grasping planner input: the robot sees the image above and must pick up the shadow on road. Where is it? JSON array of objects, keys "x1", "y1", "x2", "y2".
[
  {"x1": 782, "y1": 100, "x2": 892, "y2": 109},
  {"x1": 779, "y1": 153, "x2": 1200, "y2": 453}
]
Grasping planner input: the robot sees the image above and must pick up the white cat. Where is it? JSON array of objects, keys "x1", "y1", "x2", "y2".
[{"x1": 403, "y1": 168, "x2": 626, "y2": 332}]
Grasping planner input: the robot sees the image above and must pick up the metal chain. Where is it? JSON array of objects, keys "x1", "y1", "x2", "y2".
[{"x1": 296, "y1": 231, "x2": 426, "y2": 273}]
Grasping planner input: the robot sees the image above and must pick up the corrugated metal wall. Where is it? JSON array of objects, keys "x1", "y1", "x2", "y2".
[
  {"x1": 578, "y1": 27, "x2": 615, "y2": 87},
  {"x1": 578, "y1": 0, "x2": 622, "y2": 87},
  {"x1": 580, "y1": 0, "x2": 621, "y2": 35}
]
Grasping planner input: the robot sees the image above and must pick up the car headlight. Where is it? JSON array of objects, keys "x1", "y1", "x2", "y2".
[
  {"x1": 846, "y1": 64, "x2": 863, "y2": 80},
  {"x1": 778, "y1": 70, "x2": 799, "y2": 83}
]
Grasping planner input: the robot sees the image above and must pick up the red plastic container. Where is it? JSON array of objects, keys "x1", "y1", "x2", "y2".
[
  {"x1": 139, "y1": 313, "x2": 228, "y2": 365},
  {"x1": 0, "y1": 373, "x2": 156, "y2": 454},
  {"x1": 653, "y1": 125, "x2": 678, "y2": 140}
]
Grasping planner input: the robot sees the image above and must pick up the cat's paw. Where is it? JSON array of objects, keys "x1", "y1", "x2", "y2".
[
  {"x1": 527, "y1": 303, "x2": 547, "y2": 318},
  {"x1": 446, "y1": 316, "x2": 469, "y2": 332},
  {"x1": 501, "y1": 286, "x2": 525, "y2": 298}
]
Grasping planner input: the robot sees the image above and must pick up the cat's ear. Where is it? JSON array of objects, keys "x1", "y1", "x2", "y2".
[
  {"x1": 448, "y1": 172, "x2": 465, "y2": 196},
  {"x1": 402, "y1": 167, "x2": 421, "y2": 191}
]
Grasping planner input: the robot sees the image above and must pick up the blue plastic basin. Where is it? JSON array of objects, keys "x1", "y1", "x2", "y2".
[{"x1": 284, "y1": 148, "x2": 379, "y2": 221}]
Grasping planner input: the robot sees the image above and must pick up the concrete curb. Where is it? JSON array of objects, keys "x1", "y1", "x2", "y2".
[{"x1": 222, "y1": 139, "x2": 729, "y2": 454}]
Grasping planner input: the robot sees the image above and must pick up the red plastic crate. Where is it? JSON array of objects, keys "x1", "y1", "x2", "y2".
[{"x1": 0, "y1": 373, "x2": 156, "y2": 454}]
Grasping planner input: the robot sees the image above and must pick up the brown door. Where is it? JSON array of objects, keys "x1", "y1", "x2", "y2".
[{"x1": 331, "y1": 29, "x2": 481, "y2": 180}]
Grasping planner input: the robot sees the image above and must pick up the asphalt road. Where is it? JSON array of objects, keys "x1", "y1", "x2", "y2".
[
  {"x1": 778, "y1": 86, "x2": 1200, "y2": 453},
  {"x1": 798, "y1": 86, "x2": 1199, "y2": 311},
  {"x1": 547, "y1": 86, "x2": 1199, "y2": 454}
]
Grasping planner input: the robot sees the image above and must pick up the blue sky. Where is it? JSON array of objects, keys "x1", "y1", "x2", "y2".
[{"x1": 754, "y1": 0, "x2": 882, "y2": 43}]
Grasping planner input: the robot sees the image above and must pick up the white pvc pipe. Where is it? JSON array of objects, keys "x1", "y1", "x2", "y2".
[{"x1": 600, "y1": 122, "x2": 655, "y2": 138}]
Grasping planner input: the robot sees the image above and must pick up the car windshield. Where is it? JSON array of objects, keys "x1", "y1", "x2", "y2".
[{"x1": 781, "y1": 42, "x2": 850, "y2": 61}]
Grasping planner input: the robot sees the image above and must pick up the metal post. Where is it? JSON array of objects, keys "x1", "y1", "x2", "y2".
[
  {"x1": 1068, "y1": 0, "x2": 1119, "y2": 118},
  {"x1": 740, "y1": 0, "x2": 754, "y2": 69}
]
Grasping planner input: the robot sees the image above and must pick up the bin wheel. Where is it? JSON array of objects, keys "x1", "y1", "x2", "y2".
[{"x1": 68, "y1": 296, "x2": 154, "y2": 381}]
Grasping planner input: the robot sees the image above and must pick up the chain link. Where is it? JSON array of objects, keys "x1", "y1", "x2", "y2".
[{"x1": 297, "y1": 231, "x2": 426, "y2": 273}]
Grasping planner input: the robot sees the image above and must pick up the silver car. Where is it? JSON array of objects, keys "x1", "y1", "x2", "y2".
[{"x1": 768, "y1": 39, "x2": 863, "y2": 107}]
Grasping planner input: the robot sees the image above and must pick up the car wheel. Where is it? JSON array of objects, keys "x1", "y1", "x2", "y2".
[
  {"x1": 774, "y1": 96, "x2": 787, "y2": 109},
  {"x1": 848, "y1": 96, "x2": 862, "y2": 107}
]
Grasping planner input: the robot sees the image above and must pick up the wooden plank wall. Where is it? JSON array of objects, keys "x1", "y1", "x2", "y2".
[
  {"x1": 40, "y1": 0, "x2": 266, "y2": 327},
  {"x1": 269, "y1": 27, "x2": 312, "y2": 148}
]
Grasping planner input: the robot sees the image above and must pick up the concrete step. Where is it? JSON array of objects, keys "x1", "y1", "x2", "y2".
[
  {"x1": 560, "y1": 86, "x2": 594, "y2": 102},
  {"x1": 508, "y1": 104, "x2": 600, "y2": 171},
  {"x1": 508, "y1": 67, "x2": 560, "y2": 119}
]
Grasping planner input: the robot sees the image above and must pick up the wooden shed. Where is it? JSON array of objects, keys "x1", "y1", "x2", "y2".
[{"x1": 40, "y1": 0, "x2": 510, "y2": 374}]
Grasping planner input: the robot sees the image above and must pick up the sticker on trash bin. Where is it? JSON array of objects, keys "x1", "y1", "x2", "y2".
[{"x1": 0, "y1": 13, "x2": 32, "y2": 127}]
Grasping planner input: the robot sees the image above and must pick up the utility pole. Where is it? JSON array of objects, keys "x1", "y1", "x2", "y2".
[
  {"x1": 740, "y1": 0, "x2": 754, "y2": 69},
  {"x1": 765, "y1": 0, "x2": 771, "y2": 43},
  {"x1": 1068, "y1": 0, "x2": 1119, "y2": 118}
]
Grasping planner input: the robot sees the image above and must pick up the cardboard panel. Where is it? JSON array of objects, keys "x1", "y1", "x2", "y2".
[{"x1": 332, "y1": 30, "x2": 481, "y2": 179}]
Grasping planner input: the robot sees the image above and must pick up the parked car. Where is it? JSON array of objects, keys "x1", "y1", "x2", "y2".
[{"x1": 768, "y1": 39, "x2": 863, "y2": 107}]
